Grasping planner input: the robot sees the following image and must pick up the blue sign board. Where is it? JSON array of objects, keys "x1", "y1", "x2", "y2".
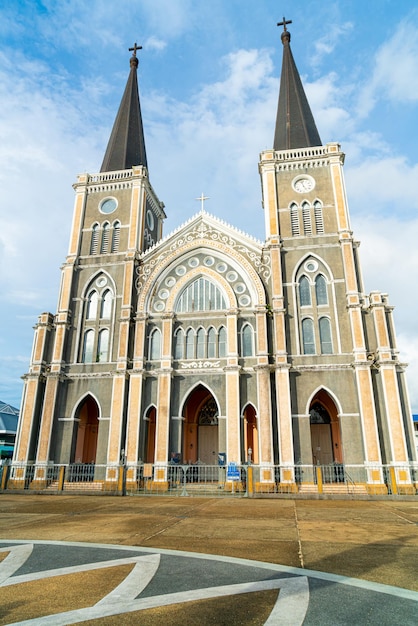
[{"x1": 227, "y1": 462, "x2": 240, "y2": 480}]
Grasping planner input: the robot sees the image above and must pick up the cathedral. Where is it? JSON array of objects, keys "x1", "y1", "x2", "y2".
[{"x1": 11, "y1": 23, "x2": 417, "y2": 494}]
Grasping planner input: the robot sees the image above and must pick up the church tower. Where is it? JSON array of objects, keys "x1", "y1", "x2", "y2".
[
  {"x1": 13, "y1": 45, "x2": 165, "y2": 487},
  {"x1": 259, "y1": 19, "x2": 415, "y2": 489}
]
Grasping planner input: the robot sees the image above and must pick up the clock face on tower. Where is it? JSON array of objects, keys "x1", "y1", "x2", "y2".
[{"x1": 292, "y1": 176, "x2": 315, "y2": 193}]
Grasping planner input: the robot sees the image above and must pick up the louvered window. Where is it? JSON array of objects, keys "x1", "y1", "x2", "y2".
[
  {"x1": 302, "y1": 203, "x2": 312, "y2": 236},
  {"x1": 101, "y1": 223, "x2": 110, "y2": 253},
  {"x1": 314, "y1": 201, "x2": 324, "y2": 234},
  {"x1": 90, "y1": 224, "x2": 100, "y2": 254},
  {"x1": 290, "y1": 203, "x2": 300, "y2": 236},
  {"x1": 111, "y1": 221, "x2": 120, "y2": 252}
]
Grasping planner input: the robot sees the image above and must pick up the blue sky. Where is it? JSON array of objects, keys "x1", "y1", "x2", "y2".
[{"x1": 1, "y1": 0, "x2": 418, "y2": 412}]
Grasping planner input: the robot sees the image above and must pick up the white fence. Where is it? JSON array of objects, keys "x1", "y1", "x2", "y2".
[{"x1": 2, "y1": 461, "x2": 417, "y2": 497}]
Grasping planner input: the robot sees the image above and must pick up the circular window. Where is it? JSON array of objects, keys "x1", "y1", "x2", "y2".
[
  {"x1": 154, "y1": 301, "x2": 165, "y2": 312},
  {"x1": 175, "y1": 265, "x2": 186, "y2": 276},
  {"x1": 305, "y1": 260, "x2": 318, "y2": 273},
  {"x1": 226, "y1": 271, "x2": 238, "y2": 282},
  {"x1": 203, "y1": 256, "x2": 215, "y2": 267},
  {"x1": 234, "y1": 282, "x2": 246, "y2": 294},
  {"x1": 216, "y1": 262, "x2": 227, "y2": 273},
  {"x1": 158, "y1": 289, "x2": 169, "y2": 300},
  {"x1": 96, "y1": 277, "x2": 107, "y2": 287},
  {"x1": 239, "y1": 295, "x2": 251, "y2": 307},
  {"x1": 99, "y1": 197, "x2": 118, "y2": 214},
  {"x1": 165, "y1": 276, "x2": 176, "y2": 287},
  {"x1": 188, "y1": 257, "x2": 199, "y2": 268}
]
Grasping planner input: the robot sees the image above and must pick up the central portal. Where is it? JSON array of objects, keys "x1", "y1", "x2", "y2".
[{"x1": 183, "y1": 385, "x2": 219, "y2": 465}]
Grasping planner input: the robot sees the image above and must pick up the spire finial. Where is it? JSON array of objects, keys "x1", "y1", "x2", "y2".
[
  {"x1": 129, "y1": 42, "x2": 142, "y2": 68},
  {"x1": 277, "y1": 17, "x2": 292, "y2": 44}
]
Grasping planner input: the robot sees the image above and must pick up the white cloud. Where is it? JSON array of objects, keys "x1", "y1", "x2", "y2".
[
  {"x1": 311, "y1": 21, "x2": 353, "y2": 66},
  {"x1": 357, "y1": 16, "x2": 418, "y2": 117}
]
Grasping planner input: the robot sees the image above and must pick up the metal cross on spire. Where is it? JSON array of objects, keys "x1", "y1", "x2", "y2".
[
  {"x1": 196, "y1": 193, "x2": 209, "y2": 212},
  {"x1": 129, "y1": 42, "x2": 142, "y2": 56},
  {"x1": 277, "y1": 17, "x2": 292, "y2": 31}
]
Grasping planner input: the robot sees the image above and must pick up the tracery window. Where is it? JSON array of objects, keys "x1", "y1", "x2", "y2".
[
  {"x1": 296, "y1": 260, "x2": 334, "y2": 356},
  {"x1": 79, "y1": 279, "x2": 114, "y2": 363},
  {"x1": 175, "y1": 277, "x2": 226, "y2": 313}
]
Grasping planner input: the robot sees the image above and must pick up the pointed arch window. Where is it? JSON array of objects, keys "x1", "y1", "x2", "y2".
[
  {"x1": 97, "y1": 329, "x2": 110, "y2": 362},
  {"x1": 302, "y1": 202, "x2": 312, "y2": 236},
  {"x1": 299, "y1": 276, "x2": 311, "y2": 307},
  {"x1": 82, "y1": 330, "x2": 95, "y2": 363},
  {"x1": 111, "y1": 221, "x2": 121, "y2": 252},
  {"x1": 207, "y1": 327, "x2": 216, "y2": 358},
  {"x1": 100, "y1": 290, "x2": 112, "y2": 318},
  {"x1": 101, "y1": 223, "x2": 110, "y2": 253},
  {"x1": 186, "y1": 328, "x2": 195, "y2": 359},
  {"x1": 302, "y1": 318, "x2": 316, "y2": 355},
  {"x1": 315, "y1": 274, "x2": 328, "y2": 306},
  {"x1": 241, "y1": 323, "x2": 254, "y2": 357},
  {"x1": 196, "y1": 328, "x2": 205, "y2": 358},
  {"x1": 149, "y1": 328, "x2": 161, "y2": 360},
  {"x1": 218, "y1": 326, "x2": 227, "y2": 357},
  {"x1": 90, "y1": 224, "x2": 100, "y2": 254},
  {"x1": 86, "y1": 291, "x2": 98, "y2": 319},
  {"x1": 173, "y1": 328, "x2": 184, "y2": 359},
  {"x1": 290, "y1": 203, "x2": 300, "y2": 236},
  {"x1": 319, "y1": 317, "x2": 333, "y2": 354}
]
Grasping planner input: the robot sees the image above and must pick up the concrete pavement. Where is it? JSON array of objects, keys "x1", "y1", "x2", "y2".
[{"x1": 0, "y1": 495, "x2": 417, "y2": 624}]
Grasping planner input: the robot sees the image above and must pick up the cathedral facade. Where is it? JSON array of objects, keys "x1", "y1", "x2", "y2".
[{"x1": 12, "y1": 25, "x2": 416, "y2": 493}]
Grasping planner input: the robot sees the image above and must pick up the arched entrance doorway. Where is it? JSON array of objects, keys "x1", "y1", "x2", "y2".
[
  {"x1": 73, "y1": 396, "x2": 99, "y2": 464},
  {"x1": 309, "y1": 390, "x2": 342, "y2": 466},
  {"x1": 144, "y1": 406, "x2": 156, "y2": 463},
  {"x1": 242, "y1": 404, "x2": 259, "y2": 464},
  {"x1": 183, "y1": 385, "x2": 219, "y2": 465}
]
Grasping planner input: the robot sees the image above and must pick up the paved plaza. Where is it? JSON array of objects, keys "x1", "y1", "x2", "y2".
[{"x1": 0, "y1": 495, "x2": 417, "y2": 624}]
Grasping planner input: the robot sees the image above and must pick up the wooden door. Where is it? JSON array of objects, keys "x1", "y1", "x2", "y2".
[{"x1": 198, "y1": 425, "x2": 218, "y2": 464}]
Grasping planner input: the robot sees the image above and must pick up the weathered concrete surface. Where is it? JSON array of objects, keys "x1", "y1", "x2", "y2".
[{"x1": 0, "y1": 495, "x2": 417, "y2": 589}]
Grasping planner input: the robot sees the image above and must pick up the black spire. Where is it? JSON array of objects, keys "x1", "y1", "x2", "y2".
[
  {"x1": 273, "y1": 19, "x2": 322, "y2": 151},
  {"x1": 100, "y1": 43, "x2": 148, "y2": 172}
]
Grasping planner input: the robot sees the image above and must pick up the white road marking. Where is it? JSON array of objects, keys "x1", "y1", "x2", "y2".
[
  {"x1": 7, "y1": 576, "x2": 310, "y2": 626},
  {"x1": 0, "y1": 543, "x2": 33, "y2": 584}
]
